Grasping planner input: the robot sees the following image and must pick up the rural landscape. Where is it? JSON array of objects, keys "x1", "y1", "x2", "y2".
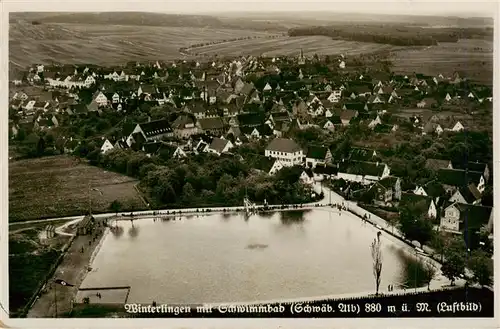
[{"x1": 7, "y1": 10, "x2": 494, "y2": 319}]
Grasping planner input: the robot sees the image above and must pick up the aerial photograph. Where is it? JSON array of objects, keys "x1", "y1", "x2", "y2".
[{"x1": 6, "y1": 2, "x2": 495, "y2": 320}]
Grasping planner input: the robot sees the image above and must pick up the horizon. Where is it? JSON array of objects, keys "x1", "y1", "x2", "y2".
[{"x1": 5, "y1": 1, "x2": 497, "y2": 19}]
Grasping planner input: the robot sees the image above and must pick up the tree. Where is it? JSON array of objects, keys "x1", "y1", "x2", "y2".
[
  {"x1": 422, "y1": 260, "x2": 437, "y2": 290},
  {"x1": 442, "y1": 237, "x2": 466, "y2": 286},
  {"x1": 370, "y1": 236, "x2": 383, "y2": 295},
  {"x1": 181, "y1": 182, "x2": 195, "y2": 205},
  {"x1": 109, "y1": 200, "x2": 122, "y2": 216},
  {"x1": 398, "y1": 205, "x2": 434, "y2": 244},
  {"x1": 36, "y1": 136, "x2": 46, "y2": 156},
  {"x1": 468, "y1": 250, "x2": 492, "y2": 287}
]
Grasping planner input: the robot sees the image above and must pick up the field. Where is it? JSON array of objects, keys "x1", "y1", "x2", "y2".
[
  {"x1": 9, "y1": 21, "x2": 279, "y2": 69},
  {"x1": 390, "y1": 39, "x2": 493, "y2": 84},
  {"x1": 9, "y1": 155, "x2": 146, "y2": 222},
  {"x1": 185, "y1": 36, "x2": 395, "y2": 57}
]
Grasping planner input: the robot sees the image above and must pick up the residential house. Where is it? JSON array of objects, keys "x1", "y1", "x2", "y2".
[
  {"x1": 197, "y1": 117, "x2": 226, "y2": 135},
  {"x1": 300, "y1": 169, "x2": 315, "y2": 186},
  {"x1": 449, "y1": 184, "x2": 482, "y2": 205},
  {"x1": 440, "y1": 202, "x2": 493, "y2": 234},
  {"x1": 265, "y1": 138, "x2": 304, "y2": 167},
  {"x1": 171, "y1": 115, "x2": 200, "y2": 139},
  {"x1": 337, "y1": 161, "x2": 390, "y2": 184},
  {"x1": 348, "y1": 148, "x2": 379, "y2": 162},
  {"x1": 422, "y1": 122, "x2": 444, "y2": 136},
  {"x1": 368, "y1": 176, "x2": 402, "y2": 206},
  {"x1": 340, "y1": 110, "x2": 358, "y2": 126},
  {"x1": 206, "y1": 137, "x2": 233, "y2": 156},
  {"x1": 452, "y1": 161, "x2": 490, "y2": 183},
  {"x1": 425, "y1": 159, "x2": 453, "y2": 172},
  {"x1": 400, "y1": 193, "x2": 438, "y2": 219},
  {"x1": 438, "y1": 168, "x2": 485, "y2": 193},
  {"x1": 305, "y1": 145, "x2": 332, "y2": 168},
  {"x1": 92, "y1": 91, "x2": 108, "y2": 107}
]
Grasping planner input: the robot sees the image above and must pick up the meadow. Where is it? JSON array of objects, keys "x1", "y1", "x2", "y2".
[
  {"x1": 390, "y1": 39, "x2": 493, "y2": 84},
  {"x1": 9, "y1": 155, "x2": 146, "y2": 222}
]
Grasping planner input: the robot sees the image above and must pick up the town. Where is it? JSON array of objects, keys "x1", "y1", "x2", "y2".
[{"x1": 8, "y1": 49, "x2": 494, "y2": 316}]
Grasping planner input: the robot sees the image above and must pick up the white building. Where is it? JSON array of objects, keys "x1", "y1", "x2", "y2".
[{"x1": 265, "y1": 138, "x2": 303, "y2": 167}]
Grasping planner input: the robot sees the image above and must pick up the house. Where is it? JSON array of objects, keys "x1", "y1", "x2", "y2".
[
  {"x1": 269, "y1": 160, "x2": 285, "y2": 175},
  {"x1": 100, "y1": 139, "x2": 114, "y2": 154},
  {"x1": 368, "y1": 176, "x2": 402, "y2": 206},
  {"x1": 337, "y1": 161, "x2": 390, "y2": 184},
  {"x1": 171, "y1": 115, "x2": 200, "y2": 139},
  {"x1": 300, "y1": 169, "x2": 315, "y2": 186},
  {"x1": 127, "y1": 119, "x2": 173, "y2": 146},
  {"x1": 368, "y1": 115, "x2": 382, "y2": 129},
  {"x1": 452, "y1": 161, "x2": 490, "y2": 183},
  {"x1": 445, "y1": 121, "x2": 465, "y2": 132},
  {"x1": 265, "y1": 138, "x2": 303, "y2": 167},
  {"x1": 197, "y1": 117, "x2": 226, "y2": 135},
  {"x1": 206, "y1": 137, "x2": 233, "y2": 156},
  {"x1": 142, "y1": 141, "x2": 164, "y2": 157},
  {"x1": 92, "y1": 91, "x2": 108, "y2": 107},
  {"x1": 313, "y1": 164, "x2": 338, "y2": 181},
  {"x1": 422, "y1": 122, "x2": 444, "y2": 136},
  {"x1": 449, "y1": 184, "x2": 482, "y2": 205},
  {"x1": 327, "y1": 90, "x2": 342, "y2": 103},
  {"x1": 438, "y1": 168, "x2": 485, "y2": 193},
  {"x1": 425, "y1": 159, "x2": 453, "y2": 172},
  {"x1": 340, "y1": 110, "x2": 358, "y2": 126},
  {"x1": 348, "y1": 148, "x2": 378, "y2": 162},
  {"x1": 440, "y1": 202, "x2": 493, "y2": 234},
  {"x1": 305, "y1": 145, "x2": 332, "y2": 168},
  {"x1": 400, "y1": 193, "x2": 438, "y2": 219}
]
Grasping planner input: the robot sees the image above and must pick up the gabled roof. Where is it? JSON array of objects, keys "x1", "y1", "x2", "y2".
[
  {"x1": 306, "y1": 145, "x2": 329, "y2": 160},
  {"x1": 339, "y1": 160, "x2": 386, "y2": 177},
  {"x1": 340, "y1": 109, "x2": 358, "y2": 121},
  {"x1": 197, "y1": 117, "x2": 225, "y2": 130},
  {"x1": 349, "y1": 147, "x2": 376, "y2": 161},
  {"x1": 438, "y1": 168, "x2": 483, "y2": 187},
  {"x1": 377, "y1": 176, "x2": 399, "y2": 189},
  {"x1": 208, "y1": 137, "x2": 230, "y2": 153},
  {"x1": 237, "y1": 112, "x2": 265, "y2": 127},
  {"x1": 423, "y1": 180, "x2": 446, "y2": 198},
  {"x1": 139, "y1": 119, "x2": 172, "y2": 137},
  {"x1": 400, "y1": 192, "x2": 433, "y2": 209},
  {"x1": 343, "y1": 103, "x2": 365, "y2": 111},
  {"x1": 456, "y1": 184, "x2": 482, "y2": 203},
  {"x1": 452, "y1": 161, "x2": 488, "y2": 173},
  {"x1": 313, "y1": 164, "x2": 338, "y2": 175},
  {"x1": 443, "y1": 202, "x2": 493, "y2": 231},
  {"x1": 425, "y1": 159, "x2": 451, "y2": 171},
  {"x1": 171, "y1": 115, "x2": 195, "y2": 129},
  {"x1": 142, "y1": 141, "x2": 163, "y2": 155},
  {"x1": 266, "y1": 138, "x2": 302, "y2": 153}
]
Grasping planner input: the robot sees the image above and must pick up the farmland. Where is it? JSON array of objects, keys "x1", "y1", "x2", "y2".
[
  {"x1": 184, "y1": 36, "x2": 395, "y2": 57},
  {"x1": 9, "y1": 155, "x2": 146, "y2": 222},
  {"x1": 390, "y1": 39, "x2": 493, "y2": 85},
  {"x1": 9, "y1": 21, "x2": 280, "y2": 69}
]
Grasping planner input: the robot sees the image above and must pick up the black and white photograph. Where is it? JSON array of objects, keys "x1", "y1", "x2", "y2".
[{"x1": 1, "y1": 0, "x2": 498, "y2": 327}]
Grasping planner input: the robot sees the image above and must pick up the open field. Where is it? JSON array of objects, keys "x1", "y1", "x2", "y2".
[
  {"x1": 9, "y1": 21, "x2": 278, "y2": 69},
  {"x1": 9, "y1": 155, "x2": 145, "y2": 222},
  {"x1": 185, "y1": 36, "x2": 395, "y2": 57},
  {"x1": 390, "y1": 39, "x2": 493, "y2": 84}
]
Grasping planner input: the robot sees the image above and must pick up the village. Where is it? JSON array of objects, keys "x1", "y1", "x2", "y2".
[{"x1": 8, "y1": 49, "x2": 494, "y2": 256}]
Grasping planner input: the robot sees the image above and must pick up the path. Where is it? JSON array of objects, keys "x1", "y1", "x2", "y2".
[{"x1": 27, "y1": 217, "x2": 108, "y2": 318}]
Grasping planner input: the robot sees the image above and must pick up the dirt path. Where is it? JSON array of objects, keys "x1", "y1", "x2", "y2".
[{"x1": 27, "y1": 217, "x2": 109, "y2": 318}]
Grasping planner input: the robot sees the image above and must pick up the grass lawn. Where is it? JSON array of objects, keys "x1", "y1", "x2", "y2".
[{"x1": 9, "y1": 155, "x2": 146, "y2": 222}]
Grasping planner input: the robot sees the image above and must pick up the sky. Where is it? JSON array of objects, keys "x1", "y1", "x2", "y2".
[{"x1": 3, "y1": 0, "x2": 497, "y2": 17}]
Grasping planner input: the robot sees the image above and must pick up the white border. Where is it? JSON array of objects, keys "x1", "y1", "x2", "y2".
[{"x1": 1, "y1": 1, "x2": 499, "y2": 328}]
